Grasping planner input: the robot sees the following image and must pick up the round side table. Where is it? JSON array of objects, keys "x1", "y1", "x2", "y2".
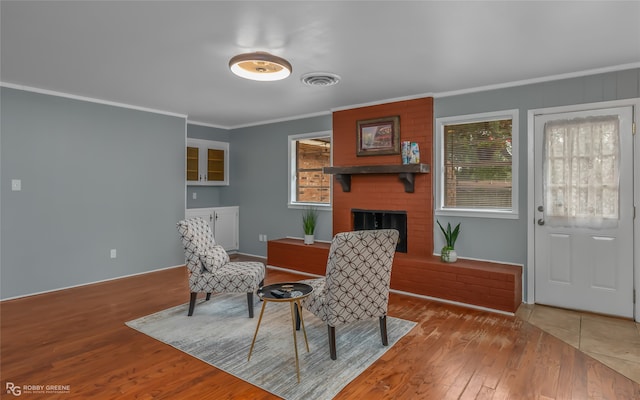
[{"x1": 247, "y1": 282, "x2": 313, "y2": 383}]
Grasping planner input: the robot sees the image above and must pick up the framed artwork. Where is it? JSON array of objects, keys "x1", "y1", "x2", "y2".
[{"x1": 356, "y1": 116, "x2": 400, "y2": 156}]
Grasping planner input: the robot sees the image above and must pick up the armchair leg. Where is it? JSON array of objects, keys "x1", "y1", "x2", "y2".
[
  {"x1": 205, "y1": 293, "x2": 212, "y2": 301},
  {"x1": 188, "y1": 292, "x2": 197, "y2": 316},
  {"x1": 379, "y1": 316, "x2": 389, "y2": 346},
  {"x1": 247, "y1": 292, "x2": 254, "y2": 318},
  {"x1": 328, "y1": 325, "x2": 337, "y2": 360},
  {"x1": 258, "y1": 280, "x2": 265, "y2": 302}
]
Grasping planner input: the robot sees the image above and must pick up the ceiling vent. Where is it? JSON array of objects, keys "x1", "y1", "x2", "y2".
[{"x1": 301, "y1": 72, "x2": 341, "y2": 87}]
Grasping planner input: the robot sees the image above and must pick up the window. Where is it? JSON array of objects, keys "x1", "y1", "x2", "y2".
[
  {"x1": 435, "y1": 110, "x2": 518, "y2": 218},
  {"x1": 288, "y1": 131, "x2": 332, "y2": 206}
]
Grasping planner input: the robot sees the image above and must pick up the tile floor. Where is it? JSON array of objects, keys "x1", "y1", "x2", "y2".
[{"x1": 516, "y1": 303, "x2": 640, "y2": 384}]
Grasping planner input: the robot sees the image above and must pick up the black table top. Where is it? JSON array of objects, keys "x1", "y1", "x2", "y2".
[{"x1": 257, "y1": 282, "x2": 313, "y2": 301}]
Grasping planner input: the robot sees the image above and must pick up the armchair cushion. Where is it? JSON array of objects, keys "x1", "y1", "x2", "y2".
[
  {"x1": 200, "y1": 244, "x2": 230, "y2": 272},
  {"x1": 188, "y1": 261, "x2": 265, "y2": 293}
]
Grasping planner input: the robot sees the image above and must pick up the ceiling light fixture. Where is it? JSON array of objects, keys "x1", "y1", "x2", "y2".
[{"x1": 229, "y1": 51, "x2": 292, "y2": 82}]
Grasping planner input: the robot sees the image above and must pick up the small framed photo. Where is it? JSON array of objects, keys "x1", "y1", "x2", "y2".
[{"x1": 356, "y1": 116, "x2": 400, "y2": 156}]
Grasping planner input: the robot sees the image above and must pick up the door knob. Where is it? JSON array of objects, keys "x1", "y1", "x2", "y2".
[{"x1": 537, "y1": 219, "x2": 545, "y2": 226}]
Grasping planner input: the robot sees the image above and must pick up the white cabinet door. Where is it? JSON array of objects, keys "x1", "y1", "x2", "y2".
[
  {"x1": 213, "y1": 207, "x2": 239, "y2": 251},
  {"x1": 185, "y1": 208, "x2": 214, "y2": 233},
  {"x1": 184, "y1": 207, "x2": 239, "y2": 251}
]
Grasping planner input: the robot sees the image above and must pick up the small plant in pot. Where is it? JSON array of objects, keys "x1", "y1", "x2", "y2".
[
  {"x1": 302, "y1": 206, "x2": 318, "y2": 245},
  {"x1": 437, "y1": 220, "x2": 461, "y2": 263}
]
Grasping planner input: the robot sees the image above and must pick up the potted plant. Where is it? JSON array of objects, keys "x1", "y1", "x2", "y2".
[
  {"x1": 302, "y1": 207, "x2": 318, "y2": 245},
  {"x1": 437, "y1": 220, "x2": 461, "y2": 262}
]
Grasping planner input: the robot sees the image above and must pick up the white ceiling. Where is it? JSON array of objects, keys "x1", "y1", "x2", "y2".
[{"x1": 2, "y1": 1, "x2": 639, "y2": 128}]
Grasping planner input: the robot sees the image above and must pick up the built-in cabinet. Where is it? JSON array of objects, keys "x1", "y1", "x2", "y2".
[
  {"x1": 185, "y1": 206, "x2": 239, "y2": 251},
  {"x1": 186, "y1": 138, "x2": 229, "y2": 186}
]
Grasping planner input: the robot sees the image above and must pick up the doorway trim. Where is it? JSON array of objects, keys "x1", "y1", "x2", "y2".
[{"x1": 526, "y1": 98, "x2": 639, "y2": 321}]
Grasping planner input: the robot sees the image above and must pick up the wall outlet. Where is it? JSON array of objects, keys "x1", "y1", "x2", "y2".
[
  {"x1": 258, "y1": 234, "x2": 268, "y2": 242},
  {"x1": 192, "y1": 192, "x2": 197, "y2": 200},
  {"x1": 110, "y1": 249, "x2": 117, "y2": 259}
]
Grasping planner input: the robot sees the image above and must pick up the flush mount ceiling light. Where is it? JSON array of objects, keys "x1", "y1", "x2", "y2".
[{"x1": 229, "y1": 51, "x2": 292, "y2": 81}]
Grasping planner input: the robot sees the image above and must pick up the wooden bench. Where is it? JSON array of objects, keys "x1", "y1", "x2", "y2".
[{"x1": 267, "y1": 238, "x2": 522, "y2": 313}]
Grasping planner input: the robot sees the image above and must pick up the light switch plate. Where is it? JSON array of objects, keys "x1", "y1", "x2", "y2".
[{"x1": 11, "y1": 179, "x2": 21, "y2": 191}]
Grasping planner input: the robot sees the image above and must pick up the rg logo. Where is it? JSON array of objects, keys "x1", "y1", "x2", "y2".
[{"x1": 6, "y1": 382, "x2": 21, "y2": 396}]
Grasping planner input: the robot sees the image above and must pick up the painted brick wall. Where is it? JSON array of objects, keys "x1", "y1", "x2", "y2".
[{"x1": 332, "y1": 97, "x2": 434, "y2": 256}]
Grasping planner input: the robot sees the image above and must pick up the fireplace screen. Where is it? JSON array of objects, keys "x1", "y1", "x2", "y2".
[{"x1": 352, "y1": 209, "x2": 407, "y2": 253}]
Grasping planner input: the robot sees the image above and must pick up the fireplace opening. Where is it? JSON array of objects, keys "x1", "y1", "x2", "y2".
[{"x1": 352, "y1": 209, "x2": 407, "y2": 253}]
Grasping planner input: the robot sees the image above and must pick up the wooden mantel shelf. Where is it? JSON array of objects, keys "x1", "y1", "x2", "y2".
[{"x1": 323, "y1": 164, "x2": 430, "y2": 193}]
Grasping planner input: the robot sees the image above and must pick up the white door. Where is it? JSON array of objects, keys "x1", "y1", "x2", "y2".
[{"x1": 534, "y1": 106, "x2": 634, "y2": 318}]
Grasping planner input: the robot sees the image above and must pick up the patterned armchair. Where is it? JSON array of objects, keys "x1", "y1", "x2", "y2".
[
  {"x1": 177, "y1": 217, "x2": 265, "y2": 317},
  {"x1": 300, "y1": 229, "x2": 399, "y2": 360}
]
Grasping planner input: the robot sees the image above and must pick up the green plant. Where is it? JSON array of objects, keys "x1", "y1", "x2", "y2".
[
  {"x1": 437, "y1": 220, "x2": 461, "y2": 250},
  {"x1": 302, "y1": 207, "x2": 318, "y2": 235}
]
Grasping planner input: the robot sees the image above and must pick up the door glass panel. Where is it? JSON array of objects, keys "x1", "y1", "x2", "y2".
[{"x1": 543, "y1": 115, "x2": 620, "y2": 228}]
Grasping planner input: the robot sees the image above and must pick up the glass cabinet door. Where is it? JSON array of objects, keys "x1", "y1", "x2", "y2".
[
  {"x1": 186, "y1": 146, "x2": 200, "y2": 181},
  {"x1": 207, "y1": 148, "x2": 225, "y2": 182}
]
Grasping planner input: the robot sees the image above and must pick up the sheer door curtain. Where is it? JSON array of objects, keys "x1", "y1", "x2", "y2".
[{"x1": 543, "y1": 115, "x2": 619, "y2": 228}]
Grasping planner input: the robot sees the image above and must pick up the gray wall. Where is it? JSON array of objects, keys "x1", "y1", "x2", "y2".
[
  {"x1": 186, "y1": 123, "x2": 232, "y2": 209},
  {"x1": 3, "y1": 68, "x2": 637, "y2": 300},
  {"x1": 223, "y1": 115, "x2": 333, "y2": 257},
  {"x1": 1, "y1": 88, "x2": 186, "y2": 299},
  {"x1": 434, "y1": 68, "x2": 640, "y2": 268}
]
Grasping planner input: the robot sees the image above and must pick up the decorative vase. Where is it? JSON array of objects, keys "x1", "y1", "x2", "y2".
[
  {"x1": 304, "y1": 234, "x2": 315, "y2": 245},
  {"x1": 441, "y1": 247, "x2": 458, "y2": 263}
]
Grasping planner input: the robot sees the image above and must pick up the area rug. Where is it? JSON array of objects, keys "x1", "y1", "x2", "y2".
[{"x1": 126, "y1": 293, "x2": 416, "y2": 400}]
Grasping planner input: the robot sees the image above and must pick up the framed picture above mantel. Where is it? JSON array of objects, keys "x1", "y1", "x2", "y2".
[{"x1": 356, "y1": 116, "x2": 400, "y2": 156}]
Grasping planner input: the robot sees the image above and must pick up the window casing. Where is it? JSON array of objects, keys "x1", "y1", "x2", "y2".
[
  {"x1": 435, "y1": 110, "x2": 519, "y2": 218},
  {"x1": 288, "y1": 131, "x2": 332, "y2": 207}
]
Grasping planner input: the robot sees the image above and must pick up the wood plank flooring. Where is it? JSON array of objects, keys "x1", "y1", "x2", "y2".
[{"x1": 2, "y1": 260, "x2": 639, "y2": 399}]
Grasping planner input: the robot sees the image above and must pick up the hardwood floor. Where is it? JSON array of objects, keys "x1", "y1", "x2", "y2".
[{"x1": 2, "y1": 260, "x2": 639, "y2": 399}]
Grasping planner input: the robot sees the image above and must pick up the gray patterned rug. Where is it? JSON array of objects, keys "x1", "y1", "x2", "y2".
[{"x1": 126, "y1": 293, "x2": 416, "y2": 400}]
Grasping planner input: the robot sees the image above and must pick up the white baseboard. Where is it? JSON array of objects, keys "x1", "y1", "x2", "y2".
[{"x1": 0, "y1": 264, "x2": 184, "y2": 302}]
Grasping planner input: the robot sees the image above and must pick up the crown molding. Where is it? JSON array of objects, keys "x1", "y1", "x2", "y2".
[{"x1": 0, "y1": 82, "x2": 188, "y2": 119}]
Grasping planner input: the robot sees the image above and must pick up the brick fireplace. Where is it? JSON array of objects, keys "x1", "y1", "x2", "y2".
[{"x1": 332, "y1": 97, "x2": 434, "y2": 257}]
